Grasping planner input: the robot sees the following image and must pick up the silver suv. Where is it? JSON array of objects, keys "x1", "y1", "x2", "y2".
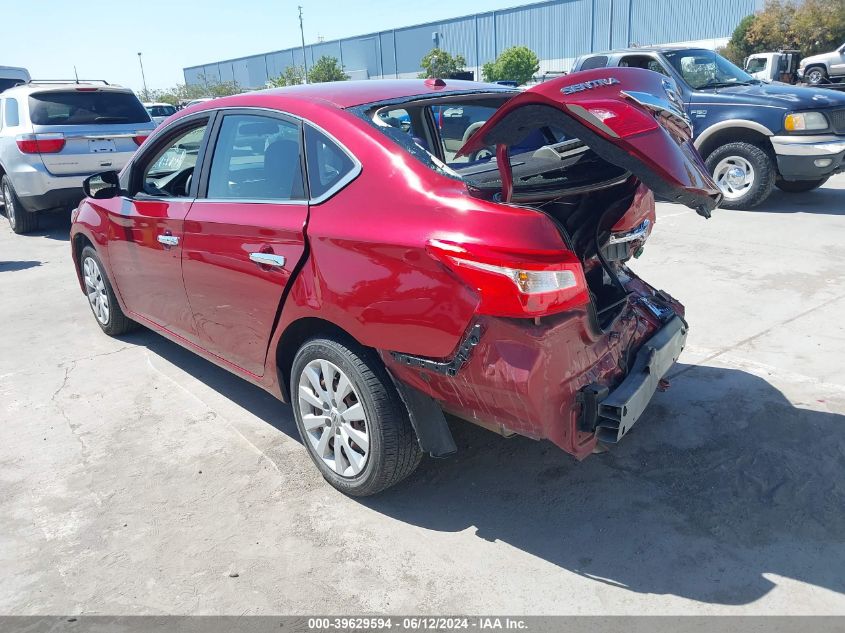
[
  {"x1": 0, "y1": 80, "x2": 154, "y2": 234},
  {"x1": 798, "y1": 43, "x2": 845, "y2": 85}
]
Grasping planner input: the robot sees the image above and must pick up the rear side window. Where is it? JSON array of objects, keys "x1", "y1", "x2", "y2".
[
  {"x1": 4, "y1": 98, "x2": 19, "y2": 127},
  {"x1": 207, "y1": 114, "x2": 305, "y2": 201},
  {"x1": 304, "y1": 125, "x2": 356, "y2": 200},
  {"x1": 580, "y1": 56, "x2": 609, "y2": 70},
  {"x1": 28, "y1": 91, "x2": 150, "y2": 125}
]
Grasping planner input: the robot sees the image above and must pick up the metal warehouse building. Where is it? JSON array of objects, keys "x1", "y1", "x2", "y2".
[{"x1": 184, "y1": 0, "x2": 763, "y2": 88}]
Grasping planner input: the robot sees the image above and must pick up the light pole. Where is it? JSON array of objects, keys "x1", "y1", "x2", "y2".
[
  {"x1": 298, "y1": 6, "x2": 308, "y2": 83},
  {"x1": 137, "y1": 52, "x2": 149, "y2": 101}
]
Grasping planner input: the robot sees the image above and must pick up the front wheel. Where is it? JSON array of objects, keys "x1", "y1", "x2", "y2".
[
  {"x1": 291, "y1": 336, "x2": 422, "y2": 496},
  {"x1": 705, "y1": 142, "x2": 776, "y2": 209},
  {"x1": 805, "y1": 66, "x2": 828, "y2": 85},
  {"x1": 776, "y1": 177, "x2": 829, "y2": 193},
  {"x1": 79, "y1": 246, "x2": 137, "y2": 336}
]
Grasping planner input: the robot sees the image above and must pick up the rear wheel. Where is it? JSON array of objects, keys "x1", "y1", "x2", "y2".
[
  {"x1": 776, "y1": 177, "x2": 829, "y2": 193},
  {"x1": 1, "y1": 175, "x2": 38, "y2": 234},
  {"x1": 705, "y1": 142, "x2": 776, "y2": 209},
  {"x1": 805, "y1": 66, "x2": 828, "y2": 85},
  {"x1": 291, "y1": 336, "x2": 421, "y2": 496},
  {"x1": 79, "y1": 246, "x2": 137, "y2": 336}
]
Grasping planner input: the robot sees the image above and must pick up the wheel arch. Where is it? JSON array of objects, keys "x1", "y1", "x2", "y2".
[
  {"x1": 274, "y1": 316, "x2": 361, "y2": 402},
  {"x1": 695, "y1": 120, "x2": 774, "y2": 159}
]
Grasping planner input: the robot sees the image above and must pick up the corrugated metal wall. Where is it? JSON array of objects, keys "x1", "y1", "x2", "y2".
[{"x1": 184, "y1": 0, "x2": 763, "y2": 88}]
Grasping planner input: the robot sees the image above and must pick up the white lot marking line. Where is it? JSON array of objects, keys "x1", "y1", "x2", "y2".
[{"x1": 144, "y1": 353, "x2": 283, "y2": 475}]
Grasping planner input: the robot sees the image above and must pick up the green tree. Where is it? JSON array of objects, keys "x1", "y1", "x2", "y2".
[
  {"x1": 482, "y1": 46, "x2": 540, "y2": 85},
  {"x1": 720, "y1": 14, "x2": 758, "y2": 64},
  {"x1": 309, "y1": 56, "x2": 350, "y2": 83},
  {"x1": 721, "y1": 0, "x2": 845, "y2": 63},
  {"x1": 267, "y1": 65, "x2": 306, "y2": 87},
  {"x1": 418, "y1": 48, "x2": 467, "y2": 79}
]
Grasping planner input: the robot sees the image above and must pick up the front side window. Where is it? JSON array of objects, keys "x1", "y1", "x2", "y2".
[
  {"x1": 28, "y1": 91, "x2": 150, "y2": 125},
  {"x1": 140, "y1": 122, "x2": 208, "y2": 197},
  {"x1": 305, "y1": 125, "x2": 357, "y2": 200},
  {"x1": 745, "y1": 58, "x2": 767, "y2": 74},
  {"x1": 207, "y1": 114, "x2": 304, "y2": 201}
]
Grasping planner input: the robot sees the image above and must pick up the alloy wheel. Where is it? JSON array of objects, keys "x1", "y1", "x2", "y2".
[
  {"x1": 297, "y1": 359, "x2": 370, "y2": 478},
  {"x1": 82, "y1": 256, "x2": 110, "y2": 325},
  {"x1": 713, "y1": 156, "x2": 755, "y2": 201},
  {"x1": 2, "y1": 183, "x2": 16, "y2": 229},
  {"x1": 807, "y1": 69, "x2": 824, "y2": 84}
]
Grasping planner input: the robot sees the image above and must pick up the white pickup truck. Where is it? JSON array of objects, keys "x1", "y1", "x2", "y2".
[{"x1": 0, "y1": 66, "x2": 30, "y2": 93}]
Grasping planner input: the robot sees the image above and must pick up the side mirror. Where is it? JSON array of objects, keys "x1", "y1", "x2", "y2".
[{"x1": 83, "y1": 170, "x2": 121, "y2": 199}]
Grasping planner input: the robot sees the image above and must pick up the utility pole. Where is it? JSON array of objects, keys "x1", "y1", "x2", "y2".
[
  {"x1": 137, "y1": 52, "x2": 149, "y2": 101},
  {"x1": 298, "y1": 6, "x2": 309, "y2": 83}
]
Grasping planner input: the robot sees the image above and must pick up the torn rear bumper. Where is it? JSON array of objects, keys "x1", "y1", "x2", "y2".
[{"x1": 580, "y1": 315, "x2": 687, "y2": 443}]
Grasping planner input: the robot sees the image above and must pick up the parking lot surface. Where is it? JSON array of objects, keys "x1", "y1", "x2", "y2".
[{"x1": 1, "y1": 176, "x2": 844, "y2": 615}]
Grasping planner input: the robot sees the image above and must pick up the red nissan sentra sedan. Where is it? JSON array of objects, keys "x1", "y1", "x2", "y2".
[{"x1": 70, "y1": 68, "x2": 721, "y2": 495}]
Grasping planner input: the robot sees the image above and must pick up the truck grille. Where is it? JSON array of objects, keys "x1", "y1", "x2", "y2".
[{"x1": 830, "y1": 109, "x2": 845, "y2": 135}]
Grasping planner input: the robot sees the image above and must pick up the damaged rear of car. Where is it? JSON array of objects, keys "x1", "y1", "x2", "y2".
[{"x1": 362, "y1": 68, "x2": 720, "y2": 461}]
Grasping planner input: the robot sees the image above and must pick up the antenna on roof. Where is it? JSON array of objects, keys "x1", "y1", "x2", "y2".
[{"x1": 74, "y1": 66, "x2": 79, "y2": 83}]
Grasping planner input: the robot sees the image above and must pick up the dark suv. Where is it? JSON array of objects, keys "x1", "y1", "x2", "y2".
[{"x1": 572, "y1": 47, "x2": 845, "y2": 208}]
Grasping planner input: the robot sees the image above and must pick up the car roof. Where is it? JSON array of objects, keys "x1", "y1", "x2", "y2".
[
  {"x1": 143, "y1": 102, "x2": 173, "y2": 107},
  {"x1": 581, "y1": 45, "x2": 706, "y2": 58},
  {"x1": 251, "y1": 79, "x2": 516, "y2": 109},
  {"x1": 2, "y1": 81, "x2": 134, "y2": 96}
]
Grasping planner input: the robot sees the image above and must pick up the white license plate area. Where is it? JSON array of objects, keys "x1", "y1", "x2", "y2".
[{"x1": 89, "y1": 139, "x2": 116, "y2": 153}]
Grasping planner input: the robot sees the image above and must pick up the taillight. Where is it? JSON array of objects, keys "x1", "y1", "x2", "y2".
[
  {"x1": 133, "y1": 133, "x2": 150, "y2": 146},
  {"x1": 16, "y1": 133, "x2": 66, "y2": 154},
  {"x1": 427, "y1": 239, "x2": 589, "y2": 318},
  {"x1": 565, "y1": 100, "x2": 658, "y2": 139}
]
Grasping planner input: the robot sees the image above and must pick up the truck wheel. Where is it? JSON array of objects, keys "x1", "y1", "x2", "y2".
[
  {"x1": 805, "y1": 66, "x2": 827, "y2": 85},
  {"x1": 776, "y1": 177, "x2": 829, "y2": 193},
  {"x1": 705, "y1": 142, "x2": 776, "y2": 209},
  {"x1": 291, "y1": 336, "x2": 422, "y2": 496},
  {"x1": 1, "y1": 176, "x2": 38, "y2": 235}
]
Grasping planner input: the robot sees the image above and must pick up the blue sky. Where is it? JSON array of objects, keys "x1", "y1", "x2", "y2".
[{"x1": 3, "y1": 0, "x2": 525, "y2": 91}]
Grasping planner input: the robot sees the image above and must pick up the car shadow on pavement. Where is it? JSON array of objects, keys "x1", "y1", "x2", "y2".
[
  {"x1": 124, "y1": 328, "x2": 301, "y2": 443},
  {"x1": 364, "y1": 362, "x2": 845, "y2": 606},
  {"x1": 0, "y1": 260, "x2": 41, "y2": 272},
  {"x1": 749, "y1": 183, "x2": 845, "y2": 215}
]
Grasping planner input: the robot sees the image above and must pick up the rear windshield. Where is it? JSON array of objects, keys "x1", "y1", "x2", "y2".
[
  {"x1": 28, "y1": 91, "x2": 151, "y2": 125},
  {"x1": 147, "y1": 105, "x2": 176, "y2": 117}
]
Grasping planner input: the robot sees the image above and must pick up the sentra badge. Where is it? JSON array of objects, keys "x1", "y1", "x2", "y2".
[{"x1": 561, "y1": 77, "x2": 621, "y2": 95}]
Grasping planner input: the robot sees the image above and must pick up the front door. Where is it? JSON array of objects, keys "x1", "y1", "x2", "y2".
[
  {"x1": 181, "y1": 111, "x2": 310, "y2": 376},
  {"x1": 106, "y1": 116, "x2": 211, "y2": 340}
]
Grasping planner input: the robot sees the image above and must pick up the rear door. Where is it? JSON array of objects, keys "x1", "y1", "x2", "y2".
[
  {"x1": 457, "y1": 66, "x2": 722, "y2": 215},
  {"x1": 180, "y1": 110, "x2": 311, "y2": 377},
  {"x1": 28, "y1": 88, "x2": 153, "y2": 174}
]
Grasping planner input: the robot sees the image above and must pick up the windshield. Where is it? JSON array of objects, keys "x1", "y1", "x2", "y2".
[{"x1": 663, "y1": 49, "x2": 756, "y2": 89}]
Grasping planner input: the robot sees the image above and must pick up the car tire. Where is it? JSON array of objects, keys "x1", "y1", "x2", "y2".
[
  {"x1": 1, "y1": 175, "x2": 38, "y2": 235},
  {"x1": 79, "y1": 245, "x2": 137, "y2": 336},
  {"x1": 291, "y1": 335, "x2": 422, "y2": 496},
  {"x1": 776, "y1": 177, "x2": 829, "y2": 193},
  {"x1": 805, "y1": 66, "x2": 828, "y2": 85},
  {"x1": 705, "y1": 142, "x2": 776, "y2": 209}
]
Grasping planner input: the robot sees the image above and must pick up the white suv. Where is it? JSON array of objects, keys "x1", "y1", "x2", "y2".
[{"x1": 0, "y1": 80, "x2": 154, "y2": 234}]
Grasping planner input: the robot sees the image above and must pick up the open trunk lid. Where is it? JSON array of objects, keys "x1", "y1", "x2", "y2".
[{"x1": 457, "y1": 67, "x2": 721, "y2": 217}]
